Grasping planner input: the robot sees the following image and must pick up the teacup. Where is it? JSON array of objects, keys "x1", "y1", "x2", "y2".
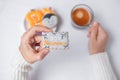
[{"x1": 71, "y1": 4, "x2": 94, "y2": 29}]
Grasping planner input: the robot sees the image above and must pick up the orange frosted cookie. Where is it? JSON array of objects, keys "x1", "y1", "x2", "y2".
[
  {"x1": 25, "y1": 7, "x2": 58, "y2": 30},
  {"x1": 26, "y1": 9, "x2": 43, "y2": 27},
  {"x1": 41, "y1": 8, "x2": 55, "y2": 15}
]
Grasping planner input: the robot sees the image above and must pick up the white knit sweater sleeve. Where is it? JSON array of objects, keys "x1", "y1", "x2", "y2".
[
  {"x1": 12, "y1": 50, "x2": 32, "y2": 80},
  {"x1": 12, "y1": 51, "x2": 117, "y2": 80},
  {"x1": 90, "y1": 52, "x2": 117, "y2": 80}
]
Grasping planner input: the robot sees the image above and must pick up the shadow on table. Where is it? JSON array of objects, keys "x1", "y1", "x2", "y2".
[{"x1": 105, "y1": 26, "x2": 120, "y2": 80}]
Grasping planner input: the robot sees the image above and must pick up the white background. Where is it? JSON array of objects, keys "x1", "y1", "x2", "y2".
[{"x1": 0, "y1": 0, "x2": 120, "y2": 80}]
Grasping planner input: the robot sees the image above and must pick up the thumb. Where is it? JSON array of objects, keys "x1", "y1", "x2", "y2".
[
  {"x1": 90, "y1": 21, "x2": 99, "y2": 41},
  {"x1": 36, "y1": 49, "x2": 50, "y2": 61}
]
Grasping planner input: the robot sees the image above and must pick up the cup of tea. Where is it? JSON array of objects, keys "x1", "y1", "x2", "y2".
[{"x1": 71, "y1": 4, "x2": 94, "y2": 29}]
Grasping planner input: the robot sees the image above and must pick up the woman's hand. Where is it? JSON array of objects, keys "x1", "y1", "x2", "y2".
[
  {"x1": 19, "y1": 27, "x2": 52, "y2": 64},
  {"x1": 88, "y1": 21, "x2": 109, "y2": 55}
]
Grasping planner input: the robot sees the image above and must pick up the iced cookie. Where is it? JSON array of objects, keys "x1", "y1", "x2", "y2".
[
  {"x1": 25, "y1": 7, "x2": 58, "y2": 30},
  {"x1": 42, "y1": 32, "x2": 69, "y2": 50}
]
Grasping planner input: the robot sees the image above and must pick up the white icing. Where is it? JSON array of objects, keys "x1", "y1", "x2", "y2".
[{"x1": 42, "y1": 15, "x2": 58, "y2": 28}]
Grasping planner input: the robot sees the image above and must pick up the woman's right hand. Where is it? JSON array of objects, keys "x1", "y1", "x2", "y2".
[{"x1": 88, "y1": 21, "x2": 109, "y2": 55}]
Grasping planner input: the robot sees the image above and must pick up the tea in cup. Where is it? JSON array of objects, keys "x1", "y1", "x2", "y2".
[{"x1": 71, "y1": 4, "x2": 94, "y2": 28}]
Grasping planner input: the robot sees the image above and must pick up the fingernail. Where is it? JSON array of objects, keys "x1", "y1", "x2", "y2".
[
  {"x1": 43, "y1": 49, "x2": 49, "y2": 55},
  {"x1": 36, "y1": 32, "x2": 42, "y2": 35},
  {"x1": 93, "y1": 21, "x2": 98, "y2": 26}
]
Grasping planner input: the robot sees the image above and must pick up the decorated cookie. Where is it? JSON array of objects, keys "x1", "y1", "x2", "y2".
[
  {"x1": 42, "y1": 14, "x2": 58, "y2": 29},
  {"x1": 25, "y1": 7, "x2": 58, "y2": 30},
  {"x1": 42, "y1": 32, "x2": 69, "y2": 50}
]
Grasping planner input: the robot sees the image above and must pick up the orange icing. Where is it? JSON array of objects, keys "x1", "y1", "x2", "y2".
[
  {"x1": 26, "y1": 8, "x2": 55, "y2": 27},
  {"x1": 44, "y1": 40, "x2": 67, "y2": 46}
]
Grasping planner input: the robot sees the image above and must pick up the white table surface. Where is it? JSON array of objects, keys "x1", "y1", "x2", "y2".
[{"x1": 0, "y1": 0, "x2": 120, "y2": 80}]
